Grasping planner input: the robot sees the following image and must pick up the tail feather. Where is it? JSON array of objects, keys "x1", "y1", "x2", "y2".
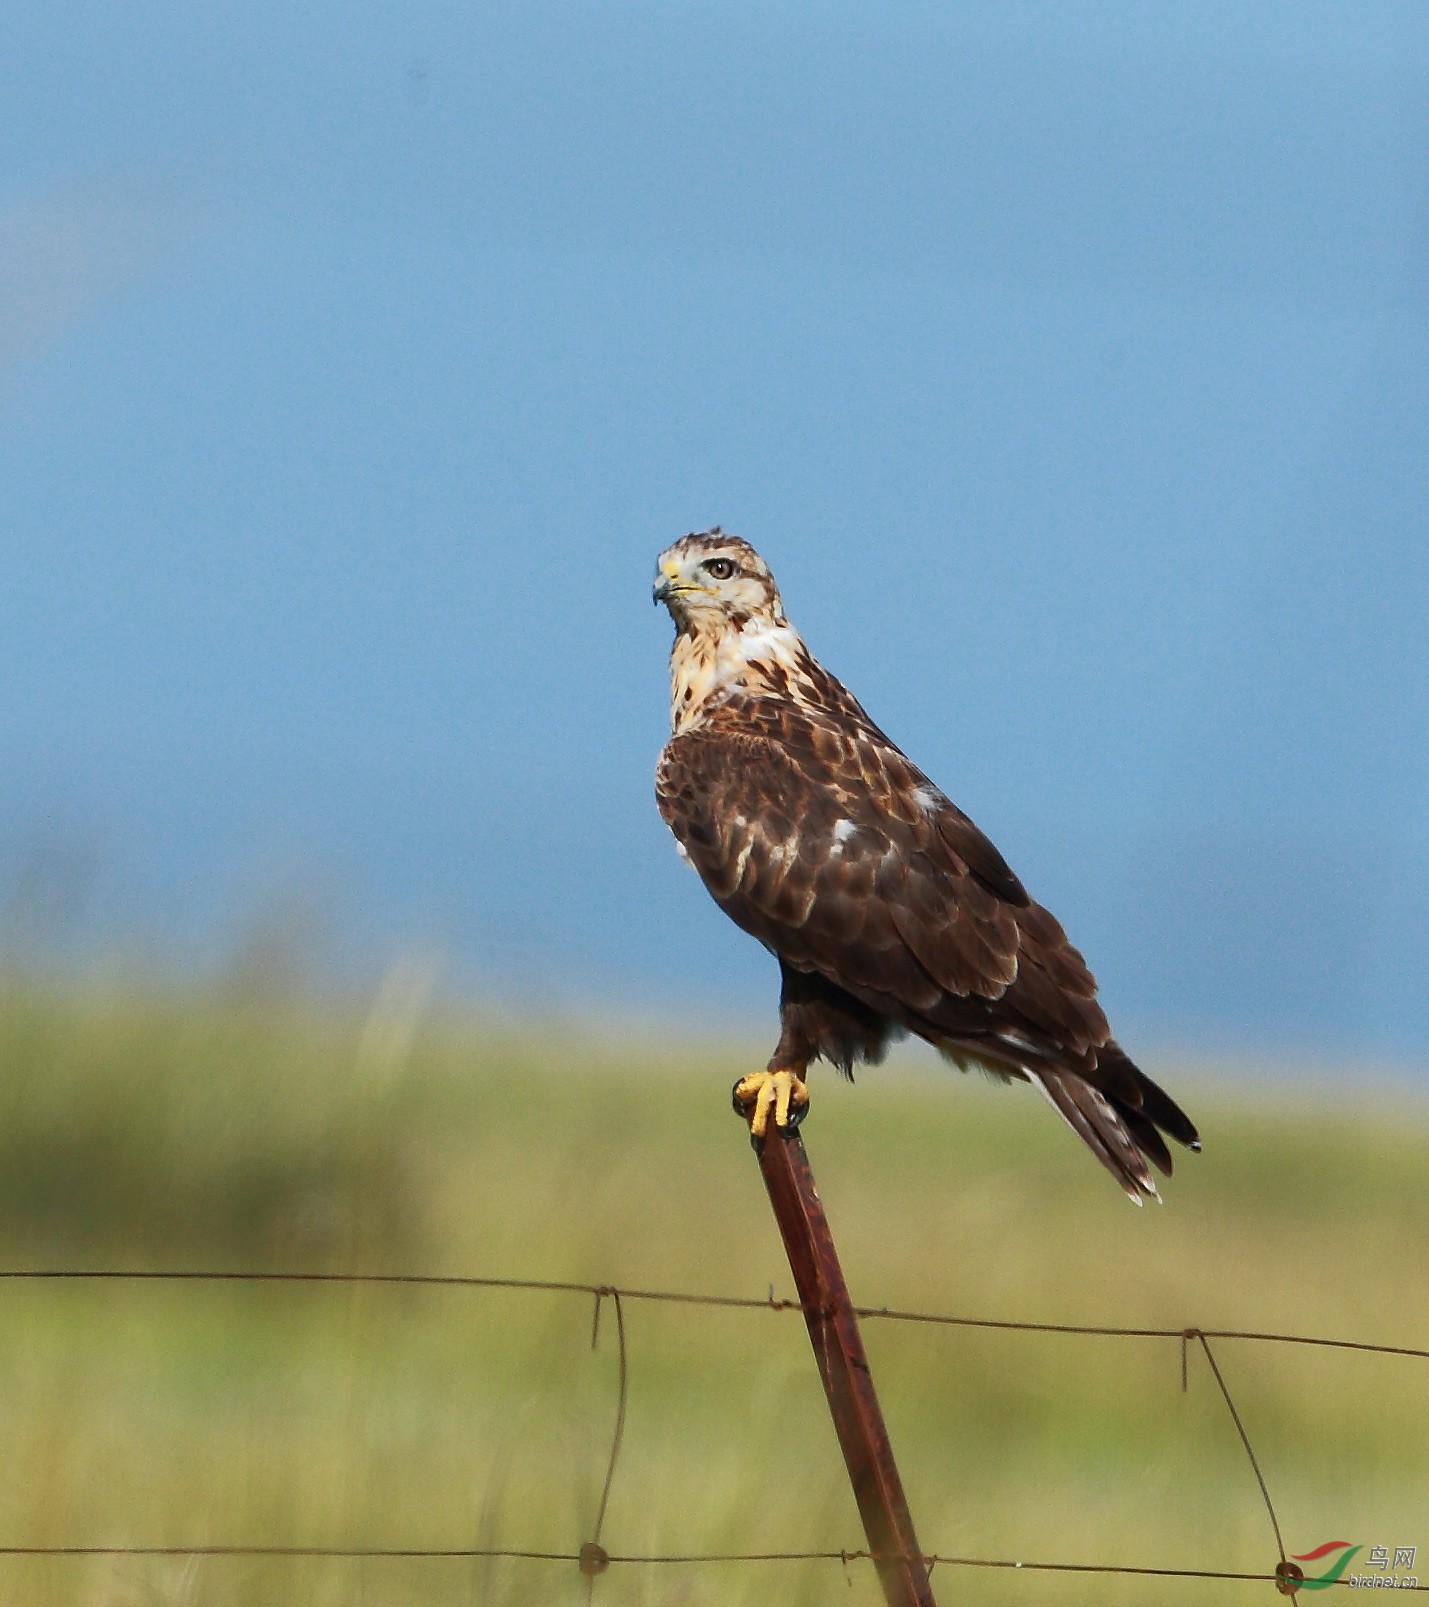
[
  {"x1": 1032, "y1": 1069, "x2": 1161, "y2": 1204},
  {"x1": 1094, "y1": 1042, "x2": 1201, "y2": 1152},
  {"x1": 1117, "y1": 1103, "x2": 1174, "y2": 1177},
  {"x1": 942, "y1": 1032, "x2": 1200, "y2": 1202}
]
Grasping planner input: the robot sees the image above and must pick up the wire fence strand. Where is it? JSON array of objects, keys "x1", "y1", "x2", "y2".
[
  {"x1": 0, "y1": 1264, "x2": 1422, "y2": 1593},
  {"x1": 583, "y1": 1288, "x2": 628, "y2": 1594},
  {"x1": 1, "y1": 1266, "x2": 1423, "y2": 1361},
  {"x1": 0, "y1": 1545, "x2": 1418, "y2": 1589},
  {"x1": 1189, "y1": 1332, "x2": 1286, "y2": 1563}
]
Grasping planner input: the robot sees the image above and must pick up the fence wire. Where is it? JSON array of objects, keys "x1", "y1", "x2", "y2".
[{"x1": 0, "y1": 1265, "x2": 1423, "y2": 1594}]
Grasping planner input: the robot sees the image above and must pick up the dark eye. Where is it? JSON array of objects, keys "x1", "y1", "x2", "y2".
[{"x1": 704, "y1": 558, "x2": 736, "y2": 580}]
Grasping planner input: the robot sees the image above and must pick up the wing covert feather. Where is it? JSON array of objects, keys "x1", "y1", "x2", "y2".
[{"x1": 656, "y1": 698, "x2": 1105, "y2": 1063}]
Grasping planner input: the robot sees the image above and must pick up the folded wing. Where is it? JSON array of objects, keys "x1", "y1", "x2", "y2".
[{"x1": 657, "y1": 694, "x2": 1198, "y2": 1200}]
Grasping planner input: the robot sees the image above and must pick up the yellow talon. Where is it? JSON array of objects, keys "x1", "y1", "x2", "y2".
[{"x1": 732, "y1": 1069, "x2": 810, "y2": 1137}]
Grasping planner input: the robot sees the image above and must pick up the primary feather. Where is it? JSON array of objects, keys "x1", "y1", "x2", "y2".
[{"x1": 653, "y1": 529, "x2": 1200, "y2": 1202}]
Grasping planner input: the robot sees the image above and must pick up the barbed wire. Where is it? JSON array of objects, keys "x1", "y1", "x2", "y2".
[{"x1": 0, "y1": 1265, "x2": 1422, "y2": 1595}]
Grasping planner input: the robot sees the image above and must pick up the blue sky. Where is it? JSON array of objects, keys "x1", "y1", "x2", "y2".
[{"x1": 3, "y1": 2, "x2": 1428, "y2": 1059}]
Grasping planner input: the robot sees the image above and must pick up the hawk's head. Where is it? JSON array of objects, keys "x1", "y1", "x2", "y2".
[{"x1": 653, "y1": 529, "x2": 784, "y2": 630}]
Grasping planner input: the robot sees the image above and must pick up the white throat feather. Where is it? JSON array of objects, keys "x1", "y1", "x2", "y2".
[{"x1": 668, "y1": 615, "x2": 810, "y2": 733}]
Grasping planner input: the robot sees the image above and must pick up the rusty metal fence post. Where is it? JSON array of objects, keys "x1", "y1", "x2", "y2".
[{"x1": 753, "y1": 1124, "x2": 938, "y2": 1607}]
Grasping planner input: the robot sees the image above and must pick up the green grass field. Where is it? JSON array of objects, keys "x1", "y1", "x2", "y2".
[{"x1": 0, "y1": 967, "x2": 1424, "y2": 1605}]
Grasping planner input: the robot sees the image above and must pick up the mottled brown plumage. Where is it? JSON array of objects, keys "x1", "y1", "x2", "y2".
[{"x1": 653, "y1": 529, "x2": 1199, "y2": 1202}]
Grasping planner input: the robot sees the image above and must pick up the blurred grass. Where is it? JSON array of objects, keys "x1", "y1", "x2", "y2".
[{"x1": 0, "y1": 966, "x2": 1424, "y2": 1606}]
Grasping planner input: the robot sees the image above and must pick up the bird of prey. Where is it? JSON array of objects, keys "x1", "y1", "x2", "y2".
[{"x1": 653, "y1": 529, "x2": 1200, "y2": 1203}]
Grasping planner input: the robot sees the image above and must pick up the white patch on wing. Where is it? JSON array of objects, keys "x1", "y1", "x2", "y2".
[
  {"x1": 731, "y1": 835, "x2": 755, "y2": 887},
  {"x1": 832, "y1": 819, "x2": 857, "y2": 843},
  {"x1": 991, "y1": 1029, "x2": 1043, "y2": 1059},
  {"x1": 766, "y1": 829, "x2": 800, "y2": 868},
  {"x1": 911, "y1": 784, "x2": 942, "y2": 815}
]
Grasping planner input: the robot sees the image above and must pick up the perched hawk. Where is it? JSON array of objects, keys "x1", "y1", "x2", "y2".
[{"x1": 654, "y1": 529, "x2": 1200, "y2": 1203}]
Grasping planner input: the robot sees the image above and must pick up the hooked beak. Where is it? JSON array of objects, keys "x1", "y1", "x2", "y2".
[{"x1": 653, "y1": 575, "x2": 673, "y2": 606}]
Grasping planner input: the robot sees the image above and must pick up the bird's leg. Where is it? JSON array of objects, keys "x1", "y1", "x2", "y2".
[{"x1": 731, "y1": 1058, "x2": 810, "y2": 1138}]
